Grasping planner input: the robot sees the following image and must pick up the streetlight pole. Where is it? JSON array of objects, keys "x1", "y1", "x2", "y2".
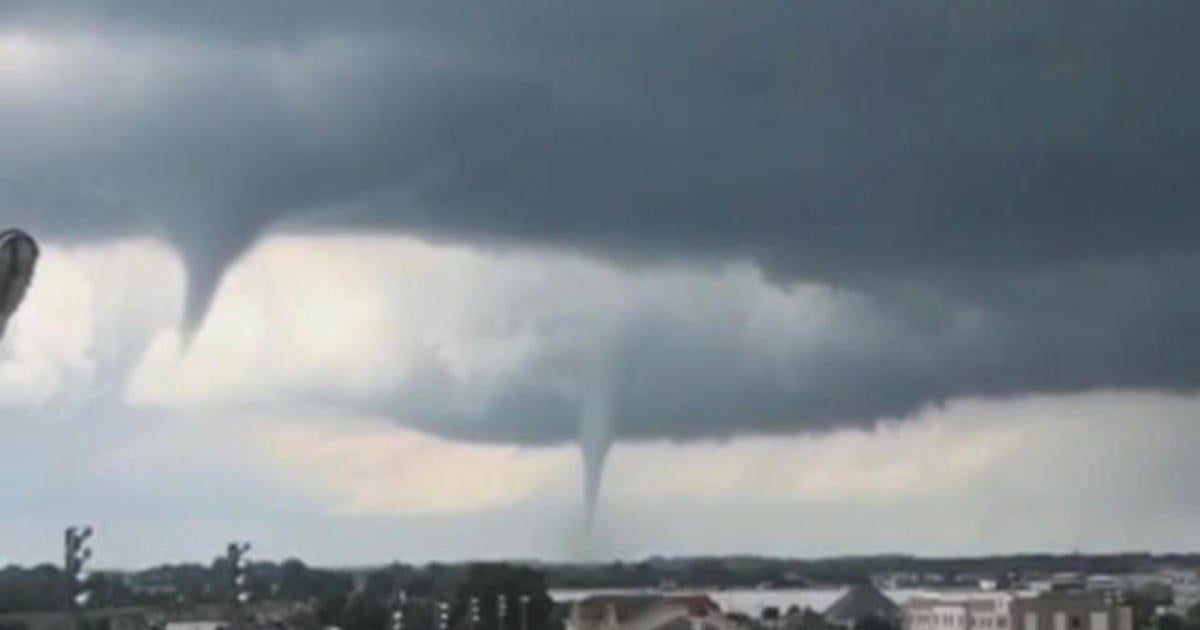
[
  {"x1": 519, "y1": 595, "x2": 530, "y2": 630},
  {"x1": 390, "y1": 590, "x2": 407, "y2": 630},
  {"x1": 496, "y1": 595, "x2": 508, "y2": 630},
  {"x1": 64, "y1": 526, "x2": 94, "y2": 630},
  {"x1": 226, "y1": 542, "x2": 252, "y2": 626}
]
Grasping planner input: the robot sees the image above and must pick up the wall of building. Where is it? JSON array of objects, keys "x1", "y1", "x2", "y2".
[
  {"x1": 905, "y1": 592, "x2": 1132, "y2": 630},
  {"x1": 904, "y1": 593, "x2": 1016, "y2": 630},
  {"x1": 1010, "y1": 595, "x2": 1131, "y2": 630}
]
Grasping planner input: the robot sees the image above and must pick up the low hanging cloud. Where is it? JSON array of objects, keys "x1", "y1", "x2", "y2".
[
  {"x1": 6, "y1": 237, "x2": 1200, "y2": 560},
  {"x1": 120, "y1": 236, "x2": 1200, "y2": 449},
  {"x1": 0, "y1": 239, "x2": 179, "y2": 409}
]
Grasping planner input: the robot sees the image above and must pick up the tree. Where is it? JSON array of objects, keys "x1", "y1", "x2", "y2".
[
  {"x1": 1125, "y1": 590, "x2": 1171, "y2": 630},
  {"x1": 316, "y1": 591, "x2": 349, "y2": 627},
  {"x1": 0, "y1": 564, "x2": 67, "y2": 613},
  {"x1": 455, "y1": 564, "x2": 555, "y2": 630},
  {"x1": 363, "y1": 569, "x2": 400, "y2": 601},
  {"x1": 82, "y1": 572, "x2": 132, "y2": 609},
  {"x1": 685, "y1": 560, "x2": 731, "y2": 587},
  {"x1": 278, "y1": 559, "x2": 314, "y2": 600},
  {"x1": 1157, "y1": 614, "x2": 1185, "y2": 630},
  {"x1": 341, "y1": 595, "x2": 389, "y2": 630},
  {"x1": 1186, "y1": 602, "x2": 1200, "y2": 629}
]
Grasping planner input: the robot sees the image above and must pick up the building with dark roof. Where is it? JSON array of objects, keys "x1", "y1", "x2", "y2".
[
  {"x1": 784, "y1": 608, "x2": 840, "y2": 630},
  {"x1": 566, "y1": 594, "x2": 732, "y2": 630},
  {"x1": 823, "y1": 585, "x2": 900, "y2": 629}
]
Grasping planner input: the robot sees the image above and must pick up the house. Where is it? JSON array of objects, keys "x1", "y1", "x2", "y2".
[
  {"x1": 824, "y1": 584, "x2": 901, "y2": 629},
  {"x1": 1161, "y1": 569, "x2": 1200, "y2": 616},
  {"x1": 164, "y1": 623, "x2": 225, "y2": 630},
  {"x1": 784, "y1": 608, "x2": 840, "y2": 630},
  {"x1": 904, "y1": 591, "x2": 1020, "y2": 630},
  {"x1": 566, "y1": 594, "x2": 732, "y2": 630},
  {"x1": 1010, "y1": 593, "x2": 1132, "y2": 630},
  {"x1": 903, "y1": 591, "x2": 1131, "y2": 630}
]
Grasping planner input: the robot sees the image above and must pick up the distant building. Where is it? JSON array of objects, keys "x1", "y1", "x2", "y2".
[
  {"x1": 1028, "y1": 575, "x2": 1088, "y2": 595},
  {"x1": 823, "y1": 584, "x2": 900, "y2": 629},
  {"x1": 783, "y1": 608, "x2": 840, "y2": 630},
  {"x1": 1011, "y1": 593, "x2": 1132, "y2": 630},
  {"x1": 1162, "y1": 569, "x2": 1200, "y2": 616},
  {"x1": 724, "y1": 612, "x2": 761, "y2": 630},
  {"x1": 903, "y1": 592, "x2": 1130, "y2": 630},
  {"x1": 566, "y1": 594, "x2": 733, "y2": 630},
  {"x1": 904, "y1": 591, "x2": 1019, "y2": 630},
  {"x1": 874, "y1": 575, "x2": 921, "y2": 590},
  {"x1": 165, "y1": 622, "x2": 224, "y2": 630}
]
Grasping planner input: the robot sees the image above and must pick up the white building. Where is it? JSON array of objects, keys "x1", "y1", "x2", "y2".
[
  {"x1": 905, "y1": 592, "x2": 1130, "y2": 630},
  {"x1": 1011, "y1": 593, "x2": 1132, "y2": 630},
  {"x1": 566, "y1": 594, "x2": 735, "y2": 630},
  {"x1": 165, "y1": 622, "x2": 225, "y2": 630},
  {"x1": 904, "y1": 591, "x2": 1019, "y2": 630},
  {"x1": 1157, "y1": 569, "x2": 1200, "y2": 616}
]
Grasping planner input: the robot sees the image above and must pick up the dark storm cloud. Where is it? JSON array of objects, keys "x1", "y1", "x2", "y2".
[
  {"x1": 311, "y1": 255, "x2": 1200, "y2": 449},
  {"x1": 3, "y1": 1, "x2": 1200, "y2": 442}
]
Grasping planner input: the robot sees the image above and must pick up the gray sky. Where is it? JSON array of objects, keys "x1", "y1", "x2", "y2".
[{"x1": 1, "y1": 2, "x2": 1199, "y2": 567}]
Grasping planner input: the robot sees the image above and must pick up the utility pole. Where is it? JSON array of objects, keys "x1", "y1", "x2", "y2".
[
  {"x1": 64, "y1": 526, "x2": 94, "y2": 630},
  {"x1": 226, "y1": 542, "x2": 252, "y2": 626},
  {"x1": 436, "y1": 601, "x2": 450, "y2": 630}
]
